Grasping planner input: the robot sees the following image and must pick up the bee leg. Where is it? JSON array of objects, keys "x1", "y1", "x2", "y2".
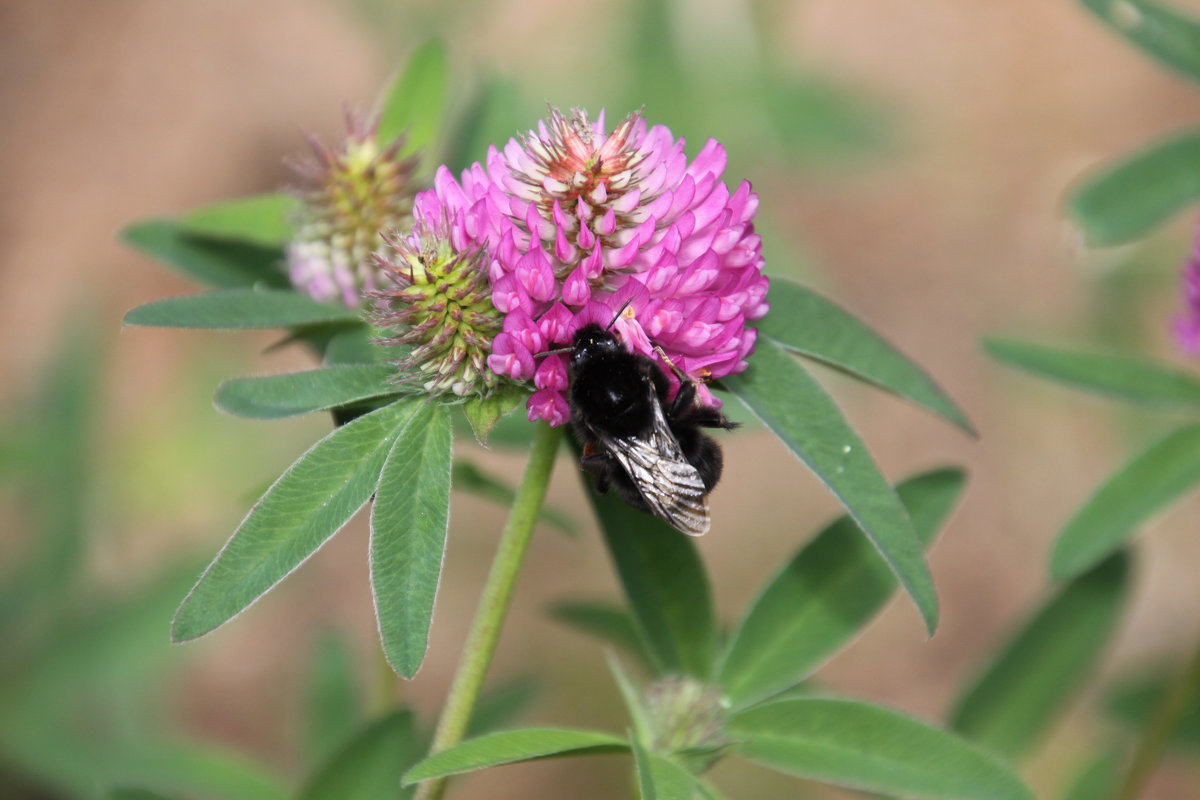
[
  {"x1": 579, "y1": 452, "x2": 615, "y2": 494},
  {"x1": 580, "y1": 452, "x2": 653, "y2": 512}
]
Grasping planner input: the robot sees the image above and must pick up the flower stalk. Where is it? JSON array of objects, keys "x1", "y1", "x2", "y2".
[{"x1": 414, "y1": 421, "x2": 563, "y2": 800}]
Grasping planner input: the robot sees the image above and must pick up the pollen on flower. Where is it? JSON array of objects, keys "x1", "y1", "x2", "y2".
[
  {"x1": 286, "y1": 111, "x2": 420, "y2": 307},
  {"x1": 472, "y1": 106, "x2": 769, "y2": 424}
]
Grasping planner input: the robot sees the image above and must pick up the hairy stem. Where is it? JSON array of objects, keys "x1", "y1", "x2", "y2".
[
  {"x1": 1116, "y1": 634, "x2": 1200, "y2": 800},
  {"x1": 414, "y1": 421, "x2": 562, "y2": 800}
]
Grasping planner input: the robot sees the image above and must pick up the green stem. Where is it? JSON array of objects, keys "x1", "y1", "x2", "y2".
[
  {"x1": 1115, "y1": 634, "x2": 1200, "y2": 800},
  {"x1": 414, "y1": 421, "x2": 562, "y2": 800}
]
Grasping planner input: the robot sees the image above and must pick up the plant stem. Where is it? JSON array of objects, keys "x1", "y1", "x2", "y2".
[
  {"x1": 1116, "y1": 634, "x2": 1200, "y2": 800},
  {"x1": 414, "y1": 421, "x2": 562, "y2": 800}
]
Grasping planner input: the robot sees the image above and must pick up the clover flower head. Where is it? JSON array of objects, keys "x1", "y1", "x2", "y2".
[
  {"x1": 286, "y1": 111, "x2": 420, "y2": 307},
  {"x1": 370, "y1": 167, "x2": 504, "y2": 398},
  {"x1": 480, "y1": 107, "x2": 769, "y2": 425},
  {"x1": 1176, "y1": 231, "x2": 1200, "y2": 354}
]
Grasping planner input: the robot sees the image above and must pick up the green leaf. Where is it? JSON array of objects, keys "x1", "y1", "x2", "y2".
[
  {"x1": 214, "y1": 364, "x2": 401, "y2": 419},
  {"x1": 0, "y1": 566, "x2": 197, "y2": 705},
  {"x1": 117, "y1": 745, "x2": 291, "y2": 800},
  {"x1": 462, "y1": 382, "x2": 528, "y2": 444},
  {"x1": 452, "y1": 461, "x2": 577, "y2": 535},
  {"x1": 370, "y1": 402, "x2": 453, "y2": 677},
  {"x1": 1068, "y1": 126, "x2": 1200, "y2": 245},
  {"x1": 442, "y1": 78, "x2": 528, "y2": 173},
  {"x1": 761, "y1": 278, "x2": 972, "y2": 434},
  {"x1": 730, "y1": 697, "x2": 1035, "y2": 800},
  {"x1": 304, "y1": 632, "x2": 363, "y2": 764},
  {"x1": 984, "y1": 338, "x2": 1200, "y2": 408},
  {"x1": 109, "y1": 790, "x2": 177, "y2": 800},
  {"x1": 1082, "y1": 0, "x2": 1200, "y2": 84},
  {"x1": 949, "y1": 552, "x2": 1130, "y2": 760},
  {"x1": 0, "y1": 320, "x2": 101, "y2": 639},
  {"x1": 122, "y1": 218, "x2": 289, "y2": 289},
  {"x1": 1051, "y1": 423, "x2": 1200, "y2": 580},
  {"x1": 1107, "y1": 672, "x2": 1200, "y2": 749},
  {"x1": 1057, "y1": 747, "x2": 1125, "y2": 800},
  {"x1": 606, "y1": 653, "x2": 652, "y2": 744},
  {"x1": 403, "y1": 729, "x2": 629, "y2": 784},
  {"x1": 172, "y1": 399, "x2": 420, "y2": 641},
  {"x1": 587, "y1": 482, "x2": 718, "y2": 678},
  {"x1": 453, "y1": 403, "x2": 538, "y2": 448},
  {"x1": 323, "y1": 324, "x2": 387, "y2": 365},
  {"x1": 549, "y1": 599, "x2": 648, "y2": 663},
  {"x1": 179, "y1": 193, "x2": 298, "y2": 247},
  {"x1": 719, "y1": 469, "x2": 966, "y2": 710},
  {"x1": 633, "y1": 737, "x2": 698, "y2": 800},
  {"x1": 723, "y1": 338, "x2": 939, "y2": 634},
  {"x1": 377, "y1": 39, "x2": 448, "y2": 157},
  {"x1": 123, "y1": 289, "x2": 360, "y2": 330},
  {"x1": 299, "y1": 710, "x2": 423, "y2": 800}
]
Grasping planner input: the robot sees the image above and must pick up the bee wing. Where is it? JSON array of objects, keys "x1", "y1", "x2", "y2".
[{"x1": 594, "y1": 399, "x2": 711, "y2": 536}]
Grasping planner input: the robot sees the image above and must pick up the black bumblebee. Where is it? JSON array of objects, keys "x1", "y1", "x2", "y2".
[{"x1": 567, "y1": 322, "x2": 737, "y2": 536}]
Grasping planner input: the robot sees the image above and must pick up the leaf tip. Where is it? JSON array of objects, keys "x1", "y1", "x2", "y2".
[{"x1": 170, "y1": 605, "x2": 207, "y2": 643}]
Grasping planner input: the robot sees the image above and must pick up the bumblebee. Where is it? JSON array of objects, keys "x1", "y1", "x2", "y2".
[{"x1": 567, "y1": 323, "x2": 736, "y2": 536}]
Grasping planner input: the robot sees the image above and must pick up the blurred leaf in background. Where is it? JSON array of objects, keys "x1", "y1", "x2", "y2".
[{"x1": 0, "y1": 324, "x2": 288, "y2": 800}]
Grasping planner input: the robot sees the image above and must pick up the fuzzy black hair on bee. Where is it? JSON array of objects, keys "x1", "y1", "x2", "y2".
[{"x1": 566, "y1": 322, "x2": 736, "y2": 536}]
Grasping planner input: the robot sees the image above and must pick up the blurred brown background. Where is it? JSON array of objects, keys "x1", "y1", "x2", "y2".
[{"x1": 4, "y1": 0, "x2": 1200, "y2": 797}]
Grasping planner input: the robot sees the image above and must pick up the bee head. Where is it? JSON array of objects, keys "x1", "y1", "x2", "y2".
[{"x1": 571, "y1": 323, "x2": 620, "y2": 366}]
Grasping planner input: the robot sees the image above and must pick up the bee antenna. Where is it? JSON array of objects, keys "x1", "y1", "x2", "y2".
[{"x1": 605, "y1": 299, "x2": 635, "y2": 331}]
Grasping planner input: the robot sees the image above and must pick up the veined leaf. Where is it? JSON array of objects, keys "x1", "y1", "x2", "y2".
[
  {"x1": 761, "y1": 278, "x2": 972, "y2": 434},
  {"x1": 1082, "y1": 0, "x2": 1200, "y2": 85},
  {"x1": 950, "y1": 552, "x2": 1130, "y2": 759},
  {"x1": 124, "y1": 289, "x2": 360, "y2": 330},
  {"x1": 299, "y1": 710, "x2": 423, "y2": 800},
  {"x1": 122, "y1": 218, "x2": 289, "y2": 289},
  {"x1": 587, "y1": 484, "x2": 718, "y2": 679},
  {"x1": 403, "y1": 728, "x2": 628, "y2": 784},
  {"x1": 1069, "y1": 126, "x2": 1200, "y2": 245},
  {"x1": 730, "y1": 697, "x2": 1035, "y2": 800},
  {"x1": 1051, "y1": 423, "x2": 1200, "y2": 580},
  {"x1": 719, "y1": 469, "x2": 965, "y2": 709},
  {"x1": 172, "y1": 399, "x2": 420, "y2": 641},
  {"x1": 215, "y1": 364, "x2": 401, "y2": 419},
  {"x1": 723, "y1": 339, "x2": 938, "y2": 634},
  {"x1": 984, "y1": 338, "x2": 1200, "y2": 408},
  {"x1": 179, "y1": 193, "x2": 298, "y2": 247},
  {"x1": 377, "y1": 39, "x2": 448, "y2": 157},
  {"x1": 370, "y1": 403, "x2": 453, "y2": 678}
]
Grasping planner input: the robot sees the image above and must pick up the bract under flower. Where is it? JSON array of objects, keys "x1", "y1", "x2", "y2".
[{"x1": 478, "y1": 108, "x2": 769, "y2": 424}]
